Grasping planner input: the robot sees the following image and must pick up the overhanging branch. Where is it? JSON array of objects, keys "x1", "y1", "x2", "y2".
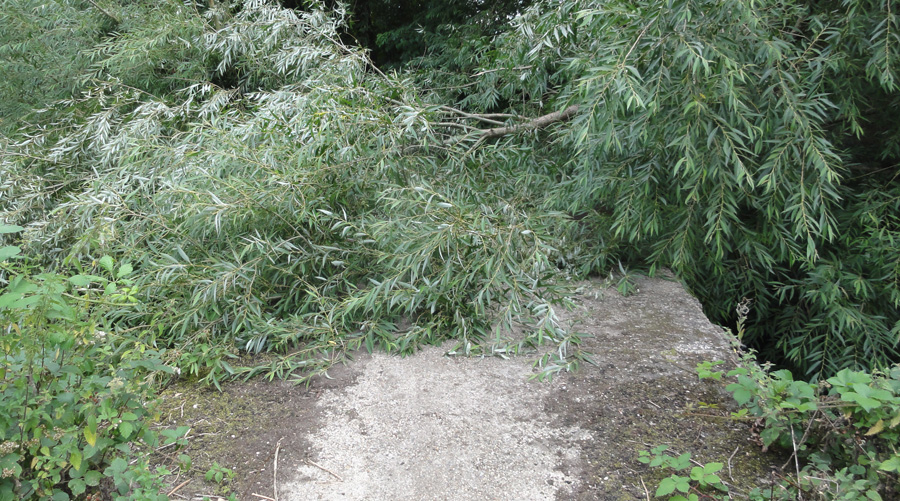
[
  {"x1": 394, "y1": 100, "x2": 580, "y2": 153},
  {"x1": 87, "y1": 0, "x2": 120, "y2": 23},
  {"x1": 479, "y1": 105, "x2": 579, "y2": 139}
]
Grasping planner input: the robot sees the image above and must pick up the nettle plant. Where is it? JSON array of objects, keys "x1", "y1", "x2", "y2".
[
  {"x1": 0, "y1": 224, "x2": 177, "y2": 500},
  {"x1": 700, "y1": 354, "x2": 900, "y2": 500},
  {"x1": 637, "y1": 445, "x2": 729, "y2": 500}
]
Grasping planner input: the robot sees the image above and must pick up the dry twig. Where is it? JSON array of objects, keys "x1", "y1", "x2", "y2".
[
  {"x1": 640, "y1": 476, "x2": 651, "y2": 501},
  {"x1": 167, "y1": 478, "x2": 192, "y2": 497},
  {"x1": 307, "y1": 459, "x2": 343, "y2": 481},
  {"x1": 727, "y1": 446, "x2": 739, "y2": 481},
  {"x1": 274, "y1": 438, "x2": 283, "y2": 501},
  {"x1": 790, "y1": 426, "x2": 803, "y2": 501}
]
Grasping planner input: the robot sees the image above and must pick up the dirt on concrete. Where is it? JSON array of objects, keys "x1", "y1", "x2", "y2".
[{"x1": 153, "y1": 275, "x2": 784, "y2": 500}]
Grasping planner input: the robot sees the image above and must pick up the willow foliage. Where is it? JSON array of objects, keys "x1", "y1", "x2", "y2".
[
  {"x1": 463, "y1": 0, "x2": 899, "y2": 377},
  {"x1": 1, "y1": 0, "x2": 898, "y2": 380},
  {"x1": 401, "y1": 0, "x2": 899, "y2": 376},
  {"x1": 0, "y1": 0, "x2": 107, "y2": 134},
  {"x1": 1, "y1": 0, "x2": 581, "y2": 383}
]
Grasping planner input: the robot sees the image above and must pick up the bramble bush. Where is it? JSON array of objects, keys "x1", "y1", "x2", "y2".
[
  {"x1": 698, "y1": 348, "x2": 900, "y2": 500},
  {"x1": 638, "y1": 445, "x2": 729, "y2": 500},
  {"x1": 0, "y1": 224, "x2": 178, "y2": 500},
  {"x1": 646, "y1": 349, "x2": 899, "y2": 500}
]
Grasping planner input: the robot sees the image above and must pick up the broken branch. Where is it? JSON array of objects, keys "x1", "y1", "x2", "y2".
[{"x1": 479, "y1": 105, "x2": 579, "y2": 139}]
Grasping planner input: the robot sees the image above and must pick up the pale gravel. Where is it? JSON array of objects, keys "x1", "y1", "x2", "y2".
[
  {"x1": 279, "y1": 275, "x2": 742, "y2": 500},
  {"x1": 282, "y1": 346, "x2": 588, "y2": 500}
]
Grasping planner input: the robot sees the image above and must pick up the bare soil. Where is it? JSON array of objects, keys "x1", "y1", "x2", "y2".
[{"x1": 152, "y1": 275, "x2": 785, "y2": 500}]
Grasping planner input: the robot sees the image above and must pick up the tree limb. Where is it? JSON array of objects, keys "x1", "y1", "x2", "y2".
[
  {"x1": 87, "y1": 0, "x2": 120, "y2": 23},
  {"x1": 471, "y1": 65, "x2": 534, "y2": 77},
  {"x1": 435, "y1": 122, "x2": 481, "y2": 132},
  {"x1": 437, "y1": 105, "x2": 507, "y2": 126},
  {"x1": 479, "y1": 105, "x2": 579, "y2": 139}
]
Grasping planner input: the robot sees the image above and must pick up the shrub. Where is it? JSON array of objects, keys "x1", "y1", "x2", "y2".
[
  {"x1": 699, "y1": 347, "x2": 900, "y2": 499},
  {"x1": 0, "y1": 224, "x2": 174, "y2": 500}
]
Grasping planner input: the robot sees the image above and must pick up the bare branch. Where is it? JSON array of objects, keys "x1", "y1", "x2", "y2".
[
  {"x1": 438, "y1": 105, "x2": 506, "y2": 126},
  {"x1": 435, "y1": 122, "x2": 481, "y2": 132},
  {"x1": 479, "y1": 105, "x2": 579, "y2": 139},
  {"x1": 471, "y1": 65, "x2": 534, "y2": 77},
  {"x1": 87, "y1": 0, "x2": 120, "y2": 23},
  {"x1": 381, "y1": 96, "x2": 577, "y2": 143}
]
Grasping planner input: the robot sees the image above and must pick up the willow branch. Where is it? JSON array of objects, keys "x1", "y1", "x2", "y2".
[
  {"x1": 87, "y1": 0, "x2": 120, "y2": 23},
  {"x1": 479, "y1": 105, "x2": 579, "y2": 139},
  {"x1": 400, "y1": 103, "x2": 580, "y2": 153},
  {"x1": 435, "y1": 122, "x2": 481, "y2": 132},
  {"x1": 471, "y1": 65, "x2": 534, "y2": 77},
  {"x1": 437, "y1": 105, "x2": 506, "y2": 126}
]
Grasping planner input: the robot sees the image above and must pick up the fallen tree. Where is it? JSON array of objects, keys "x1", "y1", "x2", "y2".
[{"x1": 1, "y1": 0, "x2": 898, "y2": 383}]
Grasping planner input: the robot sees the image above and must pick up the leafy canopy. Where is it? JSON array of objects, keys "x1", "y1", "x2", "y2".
[{"x1": 1, "y1": 0, "x2": 898, "y2": 380}]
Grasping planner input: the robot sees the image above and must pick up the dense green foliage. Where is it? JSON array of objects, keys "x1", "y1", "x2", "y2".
[
  {"x1": 0, "y1": 0, "x2": 897, "y2": 394},
  {"x1": 1, "y1": 0, "x2": 585, "y2": 388},
  {"x1": 698, "y1": 350, "x2": 900, "y2": 500},
  {"x1": 306, "y1": 0, "x2": 532, "y2": 67},
  {"x1": 1, "y1": 0, "x2": 898, "y2": 497},
  {"x1": 435, "y1": 0, "x2": 900, "y2": 378},
  {"x1": 0, "y1": 0, "x2": 105, "y2": 134},
  {"x1": 0, "y1": 225, "x2": 176, "y2": 500}
]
